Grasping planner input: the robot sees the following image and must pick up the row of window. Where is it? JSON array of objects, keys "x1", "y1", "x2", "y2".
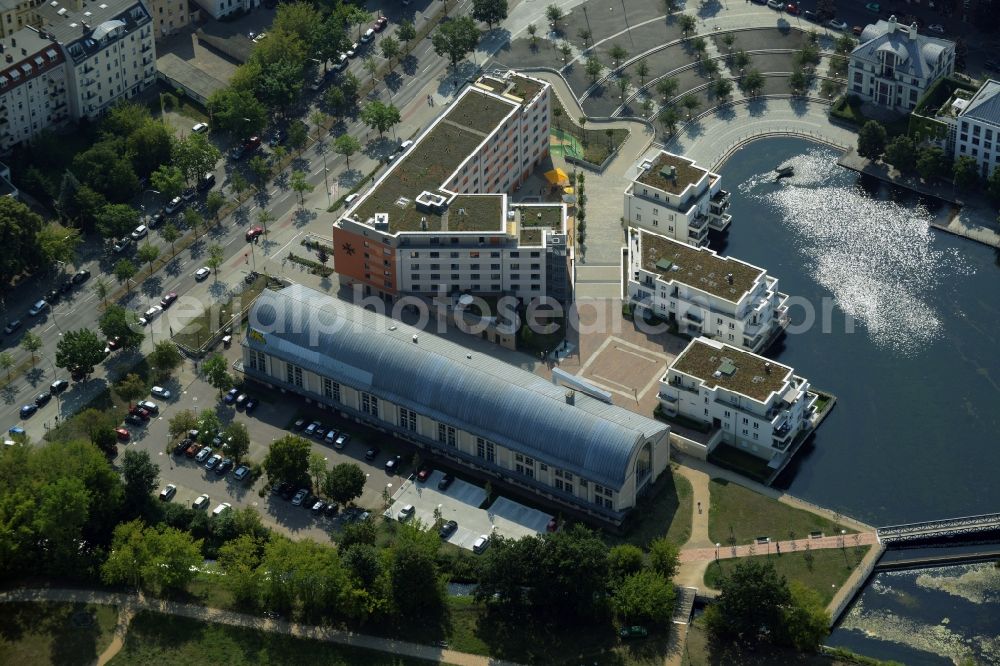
[{"x1": 411, "y1": 283, "x2": 540, "y2": 293}]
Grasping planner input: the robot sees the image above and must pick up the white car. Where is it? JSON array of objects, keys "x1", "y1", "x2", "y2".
[
  {"x1": 346, "y1": 42, "x2": 359, "y2": 57},
  {"x1": 131, "y1": 224, "x2": 148, "y2": 240},
  {"x1": 195, "y1": 267, "x2": 211, "y2": 281},
  {"x1": 112, "y1": 237, "x2": 131, "y2": 253},
  {"x1": 252, "y1": 32, "x2": 267, "y2": 43},
  {"x1": 139, "y1": 305, "x2": 163, "y2": 326},
  {"x1": 767, "y1": 0, "x2": 783, "y2": 8},
  {"x1": 397, "y1": 504, "x2": 415, "y2": 521},
  {"x1": 826, "y1": 18, "x2": 848, "y2": 30},
  {"x1": 138, "y1": 399, "x2": 158, "y2": 414},
  {"x1": 193, "y1": 493, "x2": 210, "y2": 509},
  {"x1": 159, "y1": 484, "x2": 177, "y2": 501},
  {"x1": 927, "y1": 24, "x2": 945, "y2": 34},
  {"x1": 165, "y1": 196, "x2": 183, "y2": 214},
  {"x1": 472, "y1": 534, "x2": 490, "y2": 554},
  {"x1": 212, "y1": 502, "x2": 232, "y2": 516},
  {"x1": 192, "y1": 122, "x2": 209, "y2": 133},
  {"x1": 361, "y1": 28, "x2": 375, "y2": 43},
  {"x1": 151, "y1": 385, "x2": 172, "y2": 399},
  {"x1": 28, "y1": 300, "x2": 48, "y2": 316}
]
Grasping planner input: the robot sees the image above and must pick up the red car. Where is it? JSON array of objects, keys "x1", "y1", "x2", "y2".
[
  {"x1": 373, "y1": 16, "x2": 388, "y2": 31},
  {"x1": 246, "y1": 226, "x2": 265, "y2": 242},
  {"x1": 106, "y1": 336, "x2": 122, "y2": 352},
  {"x1": 129, "y1": 405, "x2": 151, "y2": 421},
  {"x1": 546, "y1": 517, "x2": 558, "y2": 532},
  {"x1": 115, "y1": 427, "x2": 131, "y2": 442},
  {"x1": 416, "y1": 467, "x2": 431, "y2": 482},
  {"x1": 785, "y1": 2, "x2": 799, "y2": 13},
  {"x1": 160, "y1": 291, "x2": 178, "y2": 308}
]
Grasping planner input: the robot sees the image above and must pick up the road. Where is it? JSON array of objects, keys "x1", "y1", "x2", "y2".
[{"x1": 0, "y1": 0, "x2": 481, "y2": 441}]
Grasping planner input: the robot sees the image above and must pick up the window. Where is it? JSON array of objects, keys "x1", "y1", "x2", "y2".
[
  {"x1": 437, "y1": 423, "x2": 456, "y2": 446},
  {"x1": 476, "y1": 437, "x2": 496, "y2": 462},
  {"x1": 555, "y1": 478, "x2": 573, "y2": 493},
  {"x1": 361, "y1": 392, "x2": 379, "y2": 419},
  {"x1": 247, "y1": 349, "x2": 267, "y2": 372},
  {"x1": 322, "y1": 378, "x2": 341, "y2": 402},
  {"x1": 286, "y1": 363, "x2": 303, "y2": 387},
  {"x1": 399, "y1": 407, "x2": 417, "y2": 431}
]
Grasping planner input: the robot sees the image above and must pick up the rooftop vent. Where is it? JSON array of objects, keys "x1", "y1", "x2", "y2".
[
  {"x1": 371, "y1": 212, "x2": 389, "y2": 231},
  {"x1": 717, "y1": 358, "x2": 737, "y2": 377},
  {"x1": 565, "y1": 390, "x2": 576, "y2": 405},
  {"x1": 726, "y1": 272, "x2": 733, "y2": 284},
  {"x1": 412, "y1": 334, "x2": 418, "y2": 343},
  {"x1": 458, "y1": 208, "x2": 466, "y2": 215},
  {"x1": 420, "y1": 217, "x2": 427, "y2": 231},
  {"x1": 764, "y1": 362, "x2": 771, "y2": 374},
  {"x1": 655, "y1": 258, "x2": 673, "y2": 272}
]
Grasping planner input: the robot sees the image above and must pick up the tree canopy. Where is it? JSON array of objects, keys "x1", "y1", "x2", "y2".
[
  {"x1": 0, "y1": 198, "x2": 46, "y2": 290},
  {"x1": 857, "y1": 120, "x2": 888, "y2": 160},
  {"x1": 263, "y1": 435, "x2": 312, "y2": 487},
  {"x1": 472, "y1": 0, "x2": 508, "y2": 28},
  {"x1": 55, "y1": 328, "x2": 105, "y2": 375},
  {"x1": 432, "y1": 16, "x2": 481, "y2": 67}
]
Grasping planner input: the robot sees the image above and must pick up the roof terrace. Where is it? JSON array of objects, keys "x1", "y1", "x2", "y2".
[
  {"x1": 639, "y1": 230, "x2": 763, "y2": 302},
  {"x1": 636, "y1": 153, "x2": 708, "y2": 195},
  {"x1": 670, "y1": 339, "x2": 792, "y2": 403},
  {"x1": 513, "y1": 204, "x2": 563, "y2": 246}
]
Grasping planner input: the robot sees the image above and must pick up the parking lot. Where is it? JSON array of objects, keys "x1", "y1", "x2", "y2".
[{"x1": 388, "y1": 470, "x2": 553, "y2": 551}]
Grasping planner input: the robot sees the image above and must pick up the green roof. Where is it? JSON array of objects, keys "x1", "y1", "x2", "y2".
[
  {"x1": 636, "y1": 153, "x2": 708, "y2": 194},
  {"x1": 640, "y1": 230, "x2": 764, "y2": 303},
  {"x1": 446, "y1": 89, "x2": 517, "y2": 135}
]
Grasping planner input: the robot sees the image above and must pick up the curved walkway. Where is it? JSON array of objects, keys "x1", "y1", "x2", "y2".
[{"x1": 0, "y1": 587, "x2": 520, "y2": 666}]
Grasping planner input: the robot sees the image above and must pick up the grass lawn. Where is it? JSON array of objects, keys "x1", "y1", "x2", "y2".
[
  {"x1": 707, "y1": 478, "x2": 854, "y2": 546},
  {"x1": 707, "y1": 444, "x2": 772, "y2": 483},
  {"x1": 173, "y1": 274, "x2": 275, "y2": 351},
  {"x1": 609, "y1": 465, "x2": 693, "y2": 549},
  {"x1": 108, "y1": 611, "x2": 434, "y2": 666},
  {"x1": 0, "y1": 601, "x2": 118, "y2": 666},
  {"x1": 446, "y1": 596, "x2": 673, "y2": 665},
  {"x1": 813, "y1": 391, "x2": 833, "y2": 414},
  {"x1": 550, "y1": 95, "x2": 629, "y2": 167},
  {"x1": 703, "y1": 546, "x2": 872, "y2": 606},
  {"x1": 682, "y1": 617, "x2": 869, "y2": 666}
]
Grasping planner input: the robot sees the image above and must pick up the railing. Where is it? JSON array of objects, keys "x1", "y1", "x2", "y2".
[{"x1": 877, "y1": 512, "x2": 1000, "y2": 545}]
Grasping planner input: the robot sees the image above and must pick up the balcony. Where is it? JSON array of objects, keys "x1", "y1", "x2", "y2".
[
  {"x1": 708, "y1": 212, "x2": 732, "y2": 231},
  {"x1": 688, "y1": 214, "x2": 708, "y2": 231},
  {"x1": 682, "y1": 309, "x2": 702, "y2": 324},
  {"x1": 711, "y1": 189, "x2": 730, "y2": 206}
]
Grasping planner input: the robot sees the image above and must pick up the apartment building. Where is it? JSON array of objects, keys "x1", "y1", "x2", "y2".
[
  {"x1": 0, "y1": 0, "x2": 44, "y2": 38},
  {"x1": 626, "y1": 228, "x2": 788, "y2": 353},
  {"x1": 659, "y1": 337, "x2": 815, "y2": 464},
  {"x1": 333, "y1": 72, "x2": 571, "y2": 305},
  {"x1": 33, "y1": 0, "x2": 155, "y2": 120},
  {"x1": 190, "y1": 0, "x2": 257, "y2": 21},
  {"x1": 952, "y1": 80, "x2": 1000, "y2": 179},
  {"x1": 623, "y1": 151, "x2": 731, "y2": 247},
  {"x1": 144, "y1": 0, "x2": 190, "y2": 39},
  {"x1": 0, "y1": 27, "x2": 68, "y2": 152},
  {"x1": 244, "y1": 285, "x2": 671, "y2": 525},
  {"x1": 848, "y1": 16, "x2": 955, "y2": 112}
]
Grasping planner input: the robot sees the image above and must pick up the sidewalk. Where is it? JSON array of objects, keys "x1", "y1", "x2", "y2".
[{"x1": 0, "y1": 587, "x2": 522, "y2": 666}]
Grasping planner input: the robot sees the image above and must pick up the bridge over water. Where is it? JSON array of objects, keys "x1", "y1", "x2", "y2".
[{"x1": 877, "y1": 512, "x2": 1000, "y2": 546}]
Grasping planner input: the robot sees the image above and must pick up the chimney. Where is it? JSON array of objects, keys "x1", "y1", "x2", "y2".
[
  {"x1": 4, "y1": 53, "x2": 11, "y2": 63},
  {"x1": 11, "y1": 37, "x2": 15, "y2": 47},
  {"x1": 412, "y1": 334, "x2": 418, "y2": 343},
  {"x1": 565, "y1": 390, "x2": 576, "y2": 405},
  {"x1": 764, "y1": 362, "x2": 771, "y2": 374},
  {"x1": 909, "y1": 22, "x2": 918, "y2": 39},
  {"x1": 887, "y1": 15, "x2": 896, "y2": 33},
  {"x1": 726, "y1": 273, "x2": 733, "y2": 284}
]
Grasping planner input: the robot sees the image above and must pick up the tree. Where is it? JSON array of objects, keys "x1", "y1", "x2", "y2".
[
  {"x1": 527, "y1": 23, "x2": 537, "y2": 47},
  {"x1": 648, "y1": 537, "x2": 681, "y2": 580},
  {"x1": 137, "y1": 242, "x2": 160, "y2": 277},
  {"x1": 37, "y1": 223, "x2": 80, "y2": 266},
  {"x1": 263, "y1": 435, "x2": 312, "y2": 487},
  {"x1": 713, "y1": 77, "x2": 733, "y2": 101},
  {"x1": 161, "y1": 222, "x2": 180, "y2": 257},
  {"x1": 290, "y1": 170, "x2": 314, "y2": 206},
  {"x1": 120, "y1": 449, "x2": 159, "y2": 508},
  {"x1": 207, "y1": 87, "x2": 268, "y2": 140},
  {"x1": 172, "y1": 133, "x2": 221, "y2": 186},
  {"x1": 125, "y1": 122, "x2": 174, "y2": 180},
  {"x1": 363, "y1": 55, "x2": 379, "y2": 84},
  {"x1": 288, "y1": 120, "x2": 308, "y2": 156},
  {"x1": 617, "y1": 72, "x2": 631, "y2": 99},
  {"x1": 201, "y1": 353, "x2": 232, "y2": 396},
  {"x1": 782, "y1": 582, "x2": 830, "y2": 652},
  {"x1": 223, "y1": 421, "x2": 251, "y2": 463},
  {"x1": 168, "y1": 409, "x2": 199, "y2": 439},
  {"x1": 230, "y1": 172, "x2": 249, "y2": 207},
  {"x1": 733, "y1": 49, "x2": 751, "y2": 70},
  {"x1": 150, "y1": 165, "x2": 186, "y2": 200},
  {"x1": 0, "y1": 351, "x2": 13, "y2": 380},
  {"x1": 678, "y1": 14, "x2": 696, "y2": 35},
  {"x1": 324, "y1": 85, "x2": 347, "y2": 114},
  {"x1": 704, "y1": 559, "x2": 791, "y2": 647},
  {"x1": 722, "y1": 33, "x2": 736, "y2": 50},
  {"x1": 559, "y1": 42, "x2": 573, "y2": 63},
  {"x1": 360, "y1": 101, "x2": 401, "y2": 138},
  {"x1": 205, "y1": 190, "x2": 226, "y2": 223},
  {"x1": 381, "y1": 35, "x2": 401, "y2": 67},
  {"x1": 680, "y1": 93, "x2": 701, "y2": 117},
  {"x1": 612, "y1": 570, "x2": 676, "y2": 625},
  {"x1": 608, "y1": 544, "x2": 645, "y2": 584},
  {"x1": 659, "y1": 106, "x2": 681, "y2": 135},
  {"x1": 702, "y1": 57, "x2": 720, "y2": 79},
  {"x1": 472, "y1": 0, "x2": 508, "y2": 28},
  {"x1": 72, "y1": 140, "x2": 139, "y2": 202},
  {"x1": 740, "y1": 69, "x2": 764, "y2": 96},
  {"x1": 308, "y1": 451, "x2": 327, "y2": 491},
  {"x1": 115, "y1": 372, "x2": 147, "y2": 407},
  {"x1": 249, "y1": 155, "x2": 271, "y2": 189},
  {"x1": 323, "y1": 462, "x2": 367, "y2": 505},
  {"x1": 96, "y1": 203, "x2": 139, "y2": 241},
  {"x1": 102, "y1": 520, "x2": 202, "y2": 593},
  {"x1": 545, "y1": 4, "x2": 563, "y2": 30},
  {"x1": 346, "y1": 5, "x2": 372, "y2": 41},
  {"x1": 207, "y1": 243, "x2": 225, "y2": 276},
  {"x1": 20, "y1": 331, "x2": 41, "y2": 366},
  {"x1": 656, "y1": 76, "x2": 679, "y2": 101},
  {"x1": 397, "y1": 19, "x2": 416, "y2": 45},
  {"x1": 389, "y1": 523, "x2": 446, "y2": 617},
  {"x1": 197, "y1": 409, "x2": 222, "y2": 445},
  {"x1": 99, "y1": 304, "x2": 143, "y2": 349},
  {"x1": 55, "y1": 328, "x2": 104, "y2": 375},
  {"x1": 585, "y1": 55, "x2": 603, "y2": 83},
  {"x1": 789, "y1": 67, "x2": 808, "y2": 95},
  {"x1": 609, "y1": 43, "x2": 628, "y2": 68},
  {"x1": 988, "y1": 165, "x2": 1000, "y2": 200},
  {"x1": 114, "y1": 259, "x2": 137, "y2": 292},
  {"x1": 953, "y1": 155, "x2": 979, "y2": 190},
  {"x1": 817, "y1": 0, "x2": 837, "y2": 21},
  {"x1": 218, "y1": 534, "x2": 264, "y2": 606},
  {"x1": 257, "y1": 210, "x2": 275, "y2": 238},
  {"x1": 691, "y1": 36, "x2": 707, "y2": 58},
  {"x1": 885, "y1": 135, "x2": 918, "y2": 173},
  {"x1": 334, "y1": 134, "x2": 361, "y2": 168},
  {"x1": 578, "y1": 27, "x2": 592, "y2": 47},
  {"x1": 857, "y1": 120, "x2": 887, "y2": 160},
  {"x1": 432, "y1": 16, "x2": 481, "y2": 68},
  {"x1": 149, "y1": 340, "x2": 183, "y2": 378},
  {"x1": 636, "y1": 60, "x2": 650, "y2": 85}
]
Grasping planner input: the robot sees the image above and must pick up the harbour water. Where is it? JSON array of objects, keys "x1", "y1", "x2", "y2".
[{"x1": 717, "y1": 138, "x2": 1000, "y2": 664}]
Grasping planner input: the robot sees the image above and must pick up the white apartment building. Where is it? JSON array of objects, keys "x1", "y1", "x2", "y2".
[
  {"x1": 0, "y1": 28, "x2": 68, "y2": 152},
  {"x1": 0, "y1": 0, "x2": 44, "y2": 39},
  {"x1": 244, "y1": 285, "x2": 671, "y2": 525},
  {"x1": 34, "y1": 0, "x2": 155, "y2": 120},
  {"x1": 144, "y1": 0, "x2": 191, "y2": 39},
  {"x1": 953, "y1": 80, "x2": 1000, "y2": 179},
  {"x1": 623, "y1": 151, "x2": 731, "y2": 247},
  {"x1": 190, "y1": 0, "x2": 257, "y2": 21},
  {"x1": 659, "y1": 337, "x2": 815, "y2": 463},
  {"x1": 334, "y1": 72, "x2": 571, "y2": 304},
  {"x1": 848, "y1": 16, "x2": 955, "y2": 112},
  {"x1": 626, "y1": 228, "x2": 788, "y2": 353}
]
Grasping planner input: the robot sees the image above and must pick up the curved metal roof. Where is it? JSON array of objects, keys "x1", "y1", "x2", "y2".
[
  {"x1": 92, "y1": 20, "x2": 125, "y2": 41},
  {"x1": 246, "y1": 285, "x2": 667, "y2": 487}
]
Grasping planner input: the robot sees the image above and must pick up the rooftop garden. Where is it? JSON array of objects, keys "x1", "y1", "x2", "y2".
[
  {"x1": 446, "y1": 194, "x2": 504, "y2": 232},
  {"x1": 636, "y1": 153, "x2": 707, "y2": 194},
  {"x1": 446, "y1": 89, "x2": 516, "y2": 136}
]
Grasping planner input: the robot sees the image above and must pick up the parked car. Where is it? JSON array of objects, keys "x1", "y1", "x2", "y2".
[
  {"x1": 361, "y1": 27, "x2": 375, "y2": 43},
  {"x1": 50, "y1": 379, "x2": 69, "y2": 394},
  {"x1": 334, "y1": 433, "x2": 349, "y2": 449},
  {"x1": 173, "y1": 439, "x2": 190, "y2": 455},
  {"x1": 105, "y1": 336, "x2": 122, "y2": 352},
  {"x1": 233, "y1": 464, "x2": 251, "y2": 481},
  {"x1": 235, "y1": 393, "x2": 248, "y2": 408},
  {"x1": 291, "y1": 488, "x2": 310, "y2": 506},
  {"x1": 72, "y1": 269, "x2": 91, "y2": 284},
  {"x1": 438, "y1": 473, "x2": 454, "y2": 491},
  {"x1": 151, "y1": 385, "x2": 172, "y2": 399},
  {"x1": 311, "y1": 499, "x2": 327, "y2": 514},
  {"x1": 324, "y1": 429, "x2": 338, "y2": 445},
  {"x1": 4, "y1": 320, "x2": 22, "y2": 335},
  {"x1": 195, "y1": 267, "x2": 211, "y2": 281},
  {"x1": 160, "y1": 292, "x2": 178, "y2": 308},
  {"x1": 293, "y1": 418, "x2": 307, "y2": 431},
  {"x1": 115, "y1": 427, "x2": 131, "y2": 442},
  {"x1": 397, "y1": 504, "x2": 415, "y2": 521},
  {"x1": 159, "y1": 484, "x2": 177, "y2": 501},
  {"x1": 852, "y1": 25, "x2": 863, "y2": 35},
  {"x1": 139, "y1": 305, "x2": 163, "y2": 326},
  {"x1": 304, "y1": 421, "x2": 320, "y2": 436},
  {"x1": 198, "y1": 172, "x2": 216, "y2": 192},
  {"x1": 19, "y1": 404, "x2": 37, "y2": 418},
  {"x1": 112, "y1": 237, "x2": 131, "y2": 253},
  {"x1": 385, "y1": 455, "x2": 402, "y2": 474},
  {"x1": 34, "y1": 392, "x2": 51, "y2": 407},
  {"x1": 29, "y1": 299, "x2": 48, "y2": 316},
  {"x1": 46, "y1": 289, "x2": 60, "y2": 304},
  {"x1": 785, "y1": 2, "x2": 798, "y2": 14},
  {"x1": 865, "y1": 2, "x2": 880, "y2": 11},
  {"x1": 547, "y1": 517, "x2": 559, "y2": 532},
  {"x1": 826, "y1": 18, "x2": 848, "y2": 30},
  {"x1": 766, "y1": 0, "x2": 783, "y2": 9},
  {"x1": 193, "y1": 494, "x2": 210, "y2": 509},
  {"x1": 364, "y1": 446, "x2": 380, "y2": 461},
  {"x1": 246, "y1": 226, "x2": 265, "y2": 242},
  {"x1": 802, "y1": 9, "x2": 819, "y2": 20},
  {"x1": 185, "y1": 441, "x2": 203, "y2": 458},
  {"x1": 472, "y1": 534, "x2": 490, "y2": 554},
  {"x1": 212, "y1": 502, "x2": 232, "y2": 516},
  {"x1": 927, "y1": 23, "x2": 945, "y2": 34},
  {"x1": 373, "y1": 16, "x2": 388, "y2": 31},
  {"x1": 439, "y1": 520, "x2": 458, "y2": 539},
  {"x1": 245, "y1": 397, "x2": 259, "y2": 413},
  {"x1": 346, "y1": 42, "x2": 359, "y2": 58},
  {"x1": 205, "y1": 454, "x2": 222, "y2": 470},
  {"x1": 131, "y1": 224, "x2": 148, "y2": 240},
  {"x1": 195, "y1": 446, "x2": 213, "y2": 463},
  {"x1": 148, "y1": 212, "x2": 165, "y2": 228},
  {"x1": 416, "y1": 467, "x2": 431, "y2": 482},
  {"x1": 165, "y1": 196, "x2": 183, "y2": 214},
  {"x1": 192, "y1": 122, "x2": 209, "y2": 133}
]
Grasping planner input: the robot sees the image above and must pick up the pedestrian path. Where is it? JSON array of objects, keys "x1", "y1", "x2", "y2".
[
  {"x1": 0, "y1": 587, "x2": 522, "y2": 666},
  {"x1": 680, "y1": 531, "x2": 879, "y2": 563}
]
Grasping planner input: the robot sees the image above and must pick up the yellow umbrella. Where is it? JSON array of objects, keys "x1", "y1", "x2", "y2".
[{"x1": 544, "y1": 168, "x2": 569, "y2": 185}]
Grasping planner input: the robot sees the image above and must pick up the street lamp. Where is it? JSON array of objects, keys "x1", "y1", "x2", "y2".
[{"x1": 322, "y1": 153, "x2": 331, "y2": 208}]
